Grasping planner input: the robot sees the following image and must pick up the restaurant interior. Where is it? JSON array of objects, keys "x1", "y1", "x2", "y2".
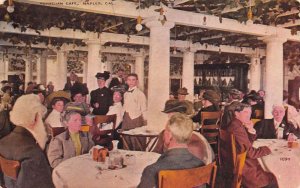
[{"x1": 1, "y1": 0, "x2": 300, "y2": 188}]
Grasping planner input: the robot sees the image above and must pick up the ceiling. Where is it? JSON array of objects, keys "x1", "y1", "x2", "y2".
[{"x1": 1, "y1": 0, "x2": 300, "y2": 65}]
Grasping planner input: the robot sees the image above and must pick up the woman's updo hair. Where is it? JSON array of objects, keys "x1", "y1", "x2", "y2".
[{"x1": 62, "y1": 111, "x2": 81, "y2": 123}]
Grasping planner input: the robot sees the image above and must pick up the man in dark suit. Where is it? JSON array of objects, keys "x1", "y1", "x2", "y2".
[
  {"x1": 254, "y1": 105, "x2": 299, "y2": 139},
  {"x1": 0, "y1": 94, "x2": 54, "y2": 188},
  {"x1": 63, "y1": 72, "x2": 82, "y2": 92},
  {"x1": 138, "y1": 113, "x2": 204, "y2": 188}
]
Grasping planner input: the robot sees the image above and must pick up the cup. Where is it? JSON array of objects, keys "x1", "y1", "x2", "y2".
[
  {"x1": 98, "y1": 148, "x2": 108, "y2": 162},
  {"x1": 112, "y1": 140, "x2": 119, "y2": 151}
]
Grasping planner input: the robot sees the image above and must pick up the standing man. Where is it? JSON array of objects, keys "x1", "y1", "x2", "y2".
[
  {"x1": 90, "y1": 71, "x2": 113, "y2": 115},
  {"x1": 122, "y1": 73, "x2": 147, "y2": 130}
]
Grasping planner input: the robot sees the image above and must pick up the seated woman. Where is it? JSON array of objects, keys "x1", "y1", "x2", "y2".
[
  {"x1": 45, "y1": 97, "x2": 67, "y2": 128},
  {"x1": 90, "y1": 87, "x2": 126, "y2": 149},
  {"x1": 221, "y1": 101, "x2": 278, "y2": 188},
  {"x1": 47, "y1": 111, "x2": 94, "y2": 168}
]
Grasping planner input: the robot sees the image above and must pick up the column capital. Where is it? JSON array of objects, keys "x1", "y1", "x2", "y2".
[
  {"x1": 180, "y1": 47, "x2": 197, "y2": 53},
  {"x1": 144, "y1": 17, "x2": 175, "y2": 30},
  {"x1": 262, "y1": 35, "x2": 287, "y2": 44},
  {"x1": 84, "y1": 38, "x2": 102, "y2": 45}
]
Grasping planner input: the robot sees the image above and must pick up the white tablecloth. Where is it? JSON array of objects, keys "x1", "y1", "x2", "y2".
[
  {"x1": 52, "y1": 150, "x2": 160, "y2": 188},
  {"x1": 122, "y1": 126, "x2": 160, "y2": 136},
  {"x1": 253, "y1": 139, "x2": 300, "y2": 188}
]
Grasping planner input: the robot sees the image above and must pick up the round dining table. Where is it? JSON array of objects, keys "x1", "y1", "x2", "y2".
[
  {"x1": 52, "y1": 150, "x2": 160, "y2": 188},
  {"x1": 253, "y1": 139, "x2": 300, "y2": 188}
]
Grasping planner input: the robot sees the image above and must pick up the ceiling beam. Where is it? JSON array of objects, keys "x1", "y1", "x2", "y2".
[
  {"x1": 1, "y1": 22, "x2": 262, "y2": 55},
  {"x1": 14, "y1": 0, "x2": 300, "y2": 42}
]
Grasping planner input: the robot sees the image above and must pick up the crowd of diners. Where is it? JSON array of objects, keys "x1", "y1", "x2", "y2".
[{"x1": 0, "y1": 69, "x2": 300, "y2": 188}]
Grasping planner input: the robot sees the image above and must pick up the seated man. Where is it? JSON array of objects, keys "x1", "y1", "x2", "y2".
[
  {"x1": 138, "y1": 113, "x2": 205, "y2": 188},
  {"x1": 0, "y1": 94, "x2": 54, "y2": 188},
  {"x1": 47, "y1": 111, "x2": 94, "y2": 168},
  {"x1": 153, "y1": 99, "x2": 215, "y2": 165},
  {"x1": 254, "y1": 104, "x2": 299, "y2": 139}
]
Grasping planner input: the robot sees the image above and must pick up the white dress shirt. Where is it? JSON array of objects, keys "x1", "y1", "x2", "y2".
[
  {"x1": 106, "y1": 102, "x2": 125, "y2": 128},
  {"x1": 123, "y1": 86, "x2": 147, "y2": 120}
]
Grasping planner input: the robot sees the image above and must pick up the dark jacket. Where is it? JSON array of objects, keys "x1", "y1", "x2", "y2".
[
  {"x1": 192, "y1": 105, "x2": 219, "y2": 124},
  {"x1": 0, "y1": 126, "x2": 54, "y2": 188},
  {"x1": 137, "y1": 148, "x2": 204, "y2": 188},
  {"x1": 224, "y1": 118, "x2": 278, "y2": 188},
  {"x1": 254, "y1": 119, "x2": 299, "y2": 139},
  {"x1": 90, "y1": 87, "x2": 113, "y2": 115}
]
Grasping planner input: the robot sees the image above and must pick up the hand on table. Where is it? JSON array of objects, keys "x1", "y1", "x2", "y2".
[{"x1": 259, "y1": 146, "x2": 272, "y2": 156}]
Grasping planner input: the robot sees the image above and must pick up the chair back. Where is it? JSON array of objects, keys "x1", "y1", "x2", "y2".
[
  {"x1": 158, "y1": 162, "x2": 217, "y2": 188},
  {"x1": 200, "y1": 111, "x2": 222, "y2": 145},
  {"x1": 0, "y1": 155, "x2": 20, "y2": 180},
  {"x1": 218, "y1": 129, "x2": 236, "y2": 168},
  {"x1": 232, "y1": 150, "x2": 247, "y2": 188},
  {"x1": 50, "y1": 127, "x2": 66, "y2": 137},
  {"x1": 254, "y1": 109, "x2": 264, "y2": 119},
  {"x1": 91, "y1": 115, "x2": 117, "y2": 147}
]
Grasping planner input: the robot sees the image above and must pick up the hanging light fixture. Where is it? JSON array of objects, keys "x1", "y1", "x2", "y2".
[
  {"x1": 135, "y1": 0, "x2": 143, "y2": 32},
  {"x1": 247, "y1": 0, "x2": 253, "y2": 24},
  {"x1": 203, "y1": 16, "x2": 207, "y2": 26},
  {"x1": 7, "y1": 0, "x2": 14, "y2": 13},
  {"x1": 172, "y1": 47, "x2": 177, "y2": 55}
]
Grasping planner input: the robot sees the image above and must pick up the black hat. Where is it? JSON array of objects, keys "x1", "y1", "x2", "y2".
[
  {"x1": 162, "y1": 100, "x2": 187, "y2": 114},
  {"x1": 70, "y1": 83, "x2": 88, "y2": 100},
  {"x1": 32, "y1": 84, "x2": 46, "y2": 95},
  {"x1": 203, "y1": 90, "x2": 221, "y2": 104},
  {"x1": 95, "y1": 71, "x2": 110, "y2": 80},
  {"x1": 1, "y1": 80, "x2": 8, "y2": 84}
]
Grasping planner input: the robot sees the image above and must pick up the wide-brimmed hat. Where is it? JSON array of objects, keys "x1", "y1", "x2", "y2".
[
  {"x1": 177, "y1": 87, "x2": 189, "y2": 95},
  {"x1": 203, "y1": 90, "x2": 221, "y2": 104},
  {"x1": 70, "y1": 83, "x2": 89, "y2": 99},
  {"x1": 162, "y1": 100, "x2": 187, "y2": 114},
  {"x1": 95, "y1": 71, "x2": 110, "y2": 80},
  {"x1": 1, "y1": 85, "x2": 11, "y2": 92},
  {"x1": 46, "y1": 90, "x2": 71, "y2": 107}
]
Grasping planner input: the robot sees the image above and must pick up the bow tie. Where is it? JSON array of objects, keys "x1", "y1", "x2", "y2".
[{"x1": 127, "y1": 89, "x2": 134, "y2": 93}]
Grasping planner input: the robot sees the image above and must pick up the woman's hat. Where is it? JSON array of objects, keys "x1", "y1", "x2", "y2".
[
  {"x1": 202, "y1": 90, "x2": 221, "y2": 104},
  {"x1": 162, "y1": 100, "x2": 187, "y2": 114},
  {"x1": 95, "y1": 71, "x2": 110, "y2": 81},
  {"x1": 177, "y1": 87, "x2": 189, "y2": 95}
]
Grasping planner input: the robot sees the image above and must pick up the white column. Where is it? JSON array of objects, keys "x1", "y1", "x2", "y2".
[
  {"x1": 249, "y1": 56, "x2": 261, "y2": 91},
  {"x1": 4, "y1": 59, "x2": 9, "y2": 80},
  {"x1": 146, "y1": 20, "x2": 174, "y2": 130},
  {"x1": 36, "y1": 55, "x2": 41, "y2": 84},
  {"x1": 263, "y1": 36, "x2": 287, "y2": 118},
  {"x1": 182, "y1": 49, "x2": 195, "y2": 100},
  {"x1": 86, "y1": 39, "x2": 102, "y2": 92},
  {"x1": 133, "y1": 53, "x2": 145, "y2": 91},
  {"x1": 0, "y1": 55, "x2": 5, "y2": 81},
  {"x1": 39, "y1": 51, "x2": 48, "y2": 85},
  {"x1": 56, "y1": 50, "x2": 68, "y2": 90},
  {"x1": 82, "y1": 61, "x2": 87, "y2": 83},
  {"x1": 25, "y1": 57, "x2": 32, "y2": 86}
]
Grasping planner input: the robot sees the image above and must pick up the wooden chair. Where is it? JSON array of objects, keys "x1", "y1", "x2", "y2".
[
  {"x1": 118, "y1": 129, "x2": 159, "y2": 152},
  {"x1": 49, "y1": 127, "x2": 66, "y2": 137},
  {"x1": 251, "y1": 118, "x2": 261, "y2": 125},
  {"x1": 232, "y1": 150, "x2": 247, "y2": 188},
  {"x1": 254, "y1": 109, "x2": 264, "y2": 119},
  {"x1": 0, "y1": 155, "x2": 20, "y2": 181},
  {"x1": 200, "y1": 111, "x2": 222, "y2": 145},
  {"x1": 158, "y1": 162, "x2": 217, "y2": 188},
  {"x1": 91, "y1": 114, "x2": 117, "y2": 147}
]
